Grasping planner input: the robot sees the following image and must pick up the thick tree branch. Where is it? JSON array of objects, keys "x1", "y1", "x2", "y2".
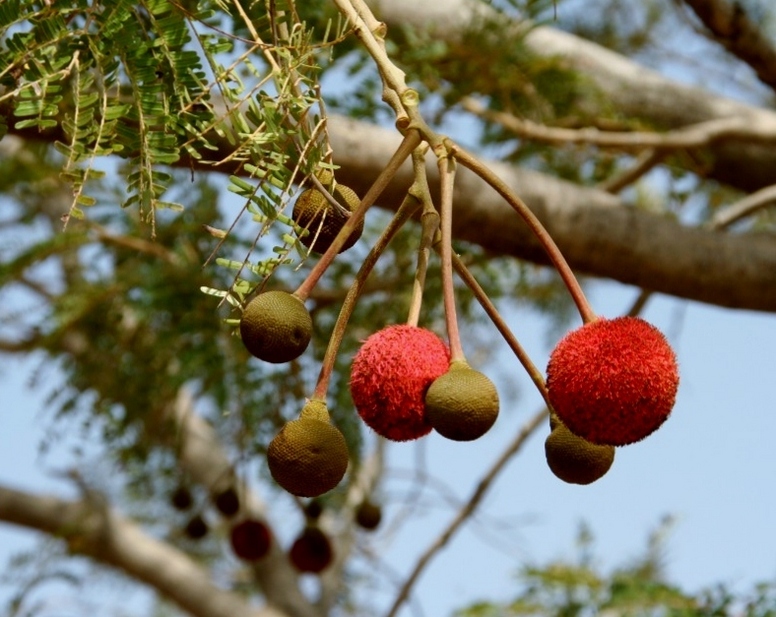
[
  {"x1": 328, "y1": 116, "x2": 776, "y2": 313},
  {"x1": 367, "y1": 0, "x2": 776, "y2": 192},
  {"x1": 8, "y1": 110, "x2": 776, "y2": 311},
  {"x1": 0, "y1": 484, "x2": 285, "y2": 617},
  {"x1": 5, "y1": 77, "x2": 776, "y2": 314},
  {"x1": 679, "y1": 0, "x2": 776, "y2": 92}
]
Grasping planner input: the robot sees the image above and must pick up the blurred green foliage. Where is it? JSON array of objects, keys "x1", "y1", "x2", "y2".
[{"x1": 456, "y1": 520, "x2": 776, "y2": 617}]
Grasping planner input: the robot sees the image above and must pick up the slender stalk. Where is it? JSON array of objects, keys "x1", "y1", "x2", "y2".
[
  {"x1": 406, "y1": 202, "x2": 439, "y2": 327},
  {"x1": 446, "y1": 250, "x2": 551, "y2": 408},
  {"x1": 451, "y1": 144, "x2": 597, "y2": 325},
  {"x1": 308, "y1": 173, "x2": 351, "y2": 218},
  {"x1": 406, "y1": 148, "x2": 439, "y2": 327},
  {"x1": 312, "y1": 195, "x2": 421, "y2": 400},
  {"x1": 295, "y1": 130, "x2": 421, "y2": 301},
  {"x1": 437, "y1": 155, "x2": 465, "y2": 361},
  {"x1": 384, "y1": 407, "x2": 548, "y2": 617}
]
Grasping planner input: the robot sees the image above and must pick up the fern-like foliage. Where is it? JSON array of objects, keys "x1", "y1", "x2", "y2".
[{"x1": 0, "y1": 0, "x2": 345, "y2": 286}]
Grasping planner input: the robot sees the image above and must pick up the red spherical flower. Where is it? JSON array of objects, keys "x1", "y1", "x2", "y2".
[
  {"x1": 546, "y1": 316, "x2": 679, "y2": 446},
  {"x1": 350, "y1": 325, "x2": 450, "y2": 441},
  {"x1": 230, "y1": 519, "x2": 272, "y2": 561}
]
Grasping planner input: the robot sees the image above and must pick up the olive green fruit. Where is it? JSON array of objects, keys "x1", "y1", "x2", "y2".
[
  {"x1": 300, "y1": 398, "x2": 329, "y2": 422},
  {"x1": 549, "y1": 412, "x2": 561, "y2": 432},
  {"x1": 304, "y1": 499, "x2": 323, "y2": 521},
  {"x1": 213, "y1": 486, "x2": 240, "y2": 517},
  {"x1": 292, "y1": 175, "x2": 364, "y2": 254},
  {"x1": 170, "y1": 485, "x2": 193, "y2": 511},
  {"x1": 355, "y1": 499, "x2": 382, "y2": 531},
  {"x1": 544, "y1": 421, "x2": 615, "y2": 485},
  {"x1": 267, "y1": 405, "x2": 349, "y2": 497},
  {"x1": 184, "y1": 514, "x2": 209, "y2": 540},
  {"x1": 239, "y1": 290, "x2": 312, "y2": 363},
  {"x1": 425, "y1": 361, "x2": 499, "y2": 441}
]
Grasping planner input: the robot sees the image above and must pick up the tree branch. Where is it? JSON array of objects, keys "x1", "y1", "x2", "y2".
[
  {"x1": 710, "y1": 182, "x2": 776, "y2": 229},
  {"x1": 0, "y1": 483, "x2": 285, "y2": 617},
  {"x1": 367, "y1": 0, "x2": 776, "y2": 192},
  {"x1": 384, "y1": 408, "x2": 547, "y2": 617},
  {"x1": 328, "y1": 116, "x2": 776, "y2": 313},
  {"x1": 4, "y1": 101, "x2": 776, "y2": 311},
  {"x1": 461, "y1": 97, "x2": 776, "y2": 151},
  {"x1": 679, "y1": 0, "x2": 776, "y2": 92}
]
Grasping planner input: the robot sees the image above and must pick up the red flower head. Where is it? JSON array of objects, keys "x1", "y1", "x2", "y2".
[
  {"x1": 350, "y1": 325, "x2": 450, "y2": 441},
  {"x1": 546, "y1": 316, "x2": 679, "y2": 446}
]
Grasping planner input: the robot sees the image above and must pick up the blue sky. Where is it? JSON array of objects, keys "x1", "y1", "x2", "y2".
[
  {"x1": 2, "y1": 1, "x2": 776, "y2": 614},
  {"x1": 371, "y1": 284, "x2": 776, "y2": 615},
  {"x1": 4, "y1": 279, "x2": 775, "y2": 616}
]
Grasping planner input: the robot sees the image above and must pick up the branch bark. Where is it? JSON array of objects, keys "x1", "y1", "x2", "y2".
[
  {"x1": 679, "y1": 0, "x2": 776, "y2": 92},
  {"x1": 327, "y1": 115, "x2": 776, "y2": 312},
  {"x1": 7, "y1": 105, "x2": 776, "y2": 312},
  {"x1": 0, "y1": 484, "x2": 284, "y2": 617},
  {"x1": 367, "y1": 0, "x2": 776, "y2": 192}
]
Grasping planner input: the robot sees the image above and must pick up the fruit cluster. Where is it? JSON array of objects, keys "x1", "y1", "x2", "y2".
[
  {"x1": 170, "y1": 480, "x2": 347, "y2": 571},
  {"x1": 235, "y1": 166, "x2": 680, "y2": 496},
  {"x1": 542, "y1": 315, "x2": 679, "y2": 484}
]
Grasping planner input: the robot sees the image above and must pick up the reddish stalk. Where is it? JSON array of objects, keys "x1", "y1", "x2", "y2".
[
  {"x1": 437, "y1": 155, "x2": 465, "y2": 361},
  {"x1": 446, "y1": 250, "x2": 551, "y2": 408},
  {"x1": 295, "y1": 130, "x2": 421, "y2": 302},
  {"x1": 312, "y1": 195, "x2": 421, "y2": 400},
  {"x1": 451, "y1": 144, "x2": 597, "y2": 324}
]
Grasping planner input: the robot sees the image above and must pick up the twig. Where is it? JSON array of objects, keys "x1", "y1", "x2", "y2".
[
  {"x1": 461, "y1": 96, "x2": 776, "y2": 150},
  {"x1": 384, "y1": 407, "x2": 547, "y2": 617},
  {"x1": 597, "y1": 149, "x2": 666, "y2": 194},
  {"x1": 332, "y1": 0, "x2": 412, "y2": 125},
  {"x1": 90, "y1": 223, "x2": 179, "y2": 264},
  {"x1": 710, "y1": 182, "x2": 776, "y2": 229},
  {"x1": 627, "y1": 288, "x2": 654, "y2": 317}
]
